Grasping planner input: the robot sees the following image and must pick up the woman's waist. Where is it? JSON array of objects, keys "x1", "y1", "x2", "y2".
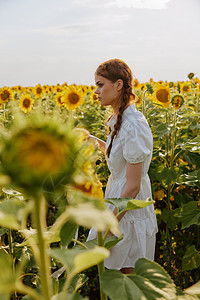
[{"x1": 109, "y1": 172, "x2": 149, "y2": 182}]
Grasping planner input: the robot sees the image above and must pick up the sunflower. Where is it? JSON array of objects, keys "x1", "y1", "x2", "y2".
[
  {"x1": 194, "y1": 77, "x2": 200, "y2": 85},
  {"x1": 132, "y1": 79, "x2": 140, "y2": 89},
  {"x1": 62, "y1": 86, "x2": 83, "y2": 110},
  {"x1": 0, "y1": 113, "x2": 94, "y2": 194},
  {"x1": 55, "y1": 93, "x2": 64, "y2": 107},
  {"x1": 154, "y1": 189, "x2": 165, "y2": 201},
  {"x1": 158, "y1": 80, "x2": 164, "y2": 85},
  {"x1": 179, "y1": 82, "x2": 191, "y2": 94},
  {"x1": 140, "y1": 84, "x2": 146, "y2": 91},
  {"x1": 20, "y1": 94, "x2": 34, "y2": 113},
  {"x1": 54, "y1": 85, "x2": 62, "y2": 93},
  {"x1": 0, "y1": 87, "x2": 12, "y2": 104},
  {"x1": 34, "y1": 84, "x2": 44, "y2": 98},
  {"x1": 152, "y1": 84, "x2": 171, "y2": 108},
  {"x1": 149, "y1": 78, "x2": 154, "y2": 84},
  {"x1": 80, "y1": 85, "x2": 87, "y2": 94},
  {"x1": 90, "y1": 85, "x2": 96, "y2": 91},
  {"x1": 188, "y1": 72, "x2": 194, "y2": 80},
  {"x1": 133, "y1": 90, "x2": 142, "y2": 106},
  {"x1": 16, "y1": 130, "x2": 69, "y2": 175},
  {"x1": 72, "y1": 177, "x2": 104, "y2": 199},
  {"x1": 47, "y1": 86, "x2": 53, "y2": 94},
  {"x1": 135, "y1": 95, "x2": 142, "y2": 106},
  {"x1": 17, "y1": 85, "x2": 23, "y2": 92},
  {"x1": 171, "y1": 95, "x2": 184, "y2": 110},
  {"x1": 90, "y1": 91, "x2": 99, "y2": 104}
]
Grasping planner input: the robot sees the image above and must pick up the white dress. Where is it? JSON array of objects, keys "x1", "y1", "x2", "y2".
[{"x1": 87, "y1": 104, "x2": 158, "y2": 270}]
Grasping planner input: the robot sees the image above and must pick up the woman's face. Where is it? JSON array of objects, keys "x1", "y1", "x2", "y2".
[{"x1": 95, "y1": 74, "x2": 122, "y2": 109}]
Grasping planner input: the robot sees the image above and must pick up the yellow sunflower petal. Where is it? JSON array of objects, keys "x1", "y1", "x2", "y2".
[
  {"x1": 171, "y1": 94, "x2": 184, "y2": 110},
  {"x1": 20, "y1": 94, "x2": 34, "y2": 113},
  {"x1": 62, "y1": 86, "x2": 83, "y2": 110},
  {"x1": 0, "y1": 87, "x2": 12, "y2": 104},
  {"x1": 152, "y1": 84, "x2": 171, "y2": 108}
]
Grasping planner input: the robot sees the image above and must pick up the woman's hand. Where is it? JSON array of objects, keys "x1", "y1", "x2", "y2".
[
  {"x1": 87, "y1": 134, "x2": 106, "y2": 153},
  {"x1": 88, "y1": 134, "x2": 99, "y2": 148}
]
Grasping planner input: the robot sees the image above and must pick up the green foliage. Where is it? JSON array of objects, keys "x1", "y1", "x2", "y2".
[
  {"x1": 0, "y1": 86, "x2": 199, "y2": 299},
  {"x1": 101, "y1": 258, "x2": 199, "y2": 300},
  {"x1": 0, "y1": 252, "x2": 17, "y2": 295},
  {"x1": 182, "y1": 245, "x2": 200, "y2": 271},
  {"x1": 180, "y1": 201, "x2": 200, "y2": 229}
]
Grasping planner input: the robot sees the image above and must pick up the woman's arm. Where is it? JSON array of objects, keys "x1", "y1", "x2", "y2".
[
  {"x1": 113, "y1": 162, "x2": 143, "y2": 222},
  {"x1": 88, "y1": 135, "x2": 106, "y2": 154}
]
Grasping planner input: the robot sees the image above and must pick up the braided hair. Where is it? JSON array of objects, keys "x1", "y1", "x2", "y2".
[{"x1": 95, "y1": 59, "x2": 136, "y2": 158}]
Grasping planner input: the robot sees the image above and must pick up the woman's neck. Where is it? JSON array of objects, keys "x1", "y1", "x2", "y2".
[{"x1": 112, "y1": 102, "x2": 131, "y2": 114}]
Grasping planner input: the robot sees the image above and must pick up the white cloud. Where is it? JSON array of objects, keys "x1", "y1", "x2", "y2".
[
  {"x1": 106, "y1": 0, "x2": 171, "y2": 9},
  {"x1": 29, "y1": 14, "x2": 128, "y2": 38}
]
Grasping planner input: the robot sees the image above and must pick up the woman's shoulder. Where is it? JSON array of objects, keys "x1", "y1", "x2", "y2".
[{"x1": 122, "y1": 104, "x2": 150, "y2": 131}]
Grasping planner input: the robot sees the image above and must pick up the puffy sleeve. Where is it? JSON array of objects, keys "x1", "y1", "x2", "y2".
[{"x1": 120, "y1": 119, "x2": 153, "y2": 164}]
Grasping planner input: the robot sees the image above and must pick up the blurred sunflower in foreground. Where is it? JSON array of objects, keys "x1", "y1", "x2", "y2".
[
  {"x1": 0, "y1": 112, "x2": 95, "y2": 196},
  {"x1": 62, "y1": 86, "x2": 84, "y2": 110}
]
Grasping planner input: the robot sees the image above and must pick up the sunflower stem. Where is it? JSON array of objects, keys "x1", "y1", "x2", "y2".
[
  {"x1": 142, "y1": 90, "x2": 147, "y2": 118},
  {"x1": 15, "y1": 282, "x2": 41, "y2": 300},
  {"x1": 3, "y1": 103, "x2": 7, "y2": 127},
  {"x1": 33, "y1": 194, "x2": 52, "y2": 300},
  {"x1": 165, "y1": 110, "x2": 169, "y2": 162},
  {"x1": 170, "y1": 108, "x2": 177, "y2": 167},
  {"x1": 97, "y1": 231, "x2": 107, "y2": 300},
  {"x1": 60, "y1": 273, "x2": 74, "y2": 300}
]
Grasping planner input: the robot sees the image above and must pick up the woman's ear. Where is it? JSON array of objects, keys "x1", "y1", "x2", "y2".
[{"x1": 116, "y1": 79, "x2": 124, "y2": 91}]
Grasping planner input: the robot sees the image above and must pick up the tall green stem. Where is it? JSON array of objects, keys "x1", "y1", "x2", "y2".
[
  {"x1": 165, "y1": 110, "x2": 169, "y2": 162},
  {"x1": 8, "y1": 228, "x2": 17, "y2": 300},
  {"x1": 33, "y1": 194, "x2": 52, "y2": 300},
  {"x1": 167, "y1": 109, "x2": 177, "y2": 210},
  {"x1": 97, "y1": 231, "x2": 107, "y2": 300},
  {"x1": 8, "y1": 229, "x2": 14, "y2": 272},
  {"x1": 170, "y1": 109, "x2": 177, "y2": 168},
  {"x1": 3, "y1": 104, "x2": 7, "y2": 128},
  {"x1": 142, "y1": 90, "x2": 147, "y2": 118}
]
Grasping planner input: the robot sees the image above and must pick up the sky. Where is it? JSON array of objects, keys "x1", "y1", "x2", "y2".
[{"x1": 0, "y1": 0, "x2": 200, "y2": 87}]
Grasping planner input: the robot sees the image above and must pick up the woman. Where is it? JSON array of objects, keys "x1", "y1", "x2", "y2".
[{"x1": 87, "y1": 59, "x2": 158, "y2": 274}]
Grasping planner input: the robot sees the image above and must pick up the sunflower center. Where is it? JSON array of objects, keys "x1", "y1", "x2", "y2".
[
  {"x1": 182, "y1": 85, "x2": 189, "y2": 92},
  {"x1": 17, "y1": 131, "x2": 68, "y2": 174},
  {"x1": 1, "y1": 90, "x2": 10, "y2": 101},
  {"x1": 156, "y1": 89, "x2": 169, "y2": 103},
  {"x1": 57, "y1": 96, "x2": 62, "y2": 104},
  {"x1": 172, "y1": 96, "x2": 183, "y2": 108},
  {"x1": 23, "y1": 98, "x2": 31, "y2": 108},
  {"x1": 93, "y1": 94, "x2": 98, "y2": 101},
  {"x1": 68, "y1": 92, "x2": 80, "y2": 104},
  {"x1": 36, "y1": 87, "x2": 42, "y2": 94},
  {"x1": 133, "y1": 80, "x2": 139, "y2": 88}
]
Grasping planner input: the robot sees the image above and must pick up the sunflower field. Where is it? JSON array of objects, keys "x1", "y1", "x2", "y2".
[{"x1": 0, "y1": 73, "x2": 200, "y2": 300}]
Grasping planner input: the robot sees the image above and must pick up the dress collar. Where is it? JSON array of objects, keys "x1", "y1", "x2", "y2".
[{"x1": 106, "y1": 103, "x2": 136, "y2": 130}]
